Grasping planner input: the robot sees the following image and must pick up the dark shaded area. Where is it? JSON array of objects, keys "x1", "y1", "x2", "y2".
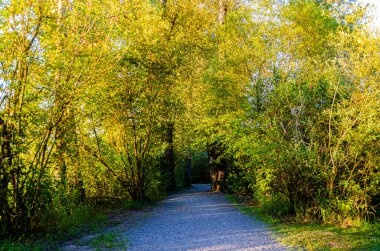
[
  {"x1": 189, "y1": 152, "x2": 210, "y2": 184},
  {"x1": 161, "y1": 122, "x2": 177, "y2": 191},
  {"x1": 207, "y1": 142, "x2": 227, "y2": 192}
]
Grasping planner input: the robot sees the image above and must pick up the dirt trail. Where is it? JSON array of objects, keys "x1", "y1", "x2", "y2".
[{"x1": 62, "y1": 184, "x2": 287, "y2": 251}]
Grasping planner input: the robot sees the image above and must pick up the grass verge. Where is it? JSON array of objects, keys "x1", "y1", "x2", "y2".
[
  {"x1": 0, "y1": 199, "x2": 157, "y2": 251},
  {"x1": 226, "y1": 194, "x2": 380, "y2": 250},
  {"x1": 74, "y1": 231, "x2": 129, "y2": 250}
]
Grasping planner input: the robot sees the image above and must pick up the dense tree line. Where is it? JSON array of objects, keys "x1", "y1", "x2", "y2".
[{"x1": 0, "y1": 0, "x2": 379, "y2": 237}]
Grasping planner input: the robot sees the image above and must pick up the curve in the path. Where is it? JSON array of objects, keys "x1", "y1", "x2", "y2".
[{"x1": 126, "y1": 184, "x2": 287, "y2": 251}]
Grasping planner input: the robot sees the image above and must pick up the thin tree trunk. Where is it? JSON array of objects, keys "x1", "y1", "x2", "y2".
[
  {"x1": 163, "y1": 122, "x2": 176, "y2": 191},
  {"x1": 158, "y1": 0, "x2": 176, "y2": 192},
  {"x1": 0, "y1": 117, "x2": 13, "y2": 233},
  {"x1": 54, "y1": 0, "x2": 73, "y2": 201},
  {"x1": 209, "y1": 0, "x2": 229, "y2": 192},
  {"x1": 218, "y1": 0, "x2": 227, "y2": 25}
]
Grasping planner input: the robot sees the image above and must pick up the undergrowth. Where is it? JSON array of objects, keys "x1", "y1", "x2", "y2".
[
  {"x1": 226, "y1": 194, "x2": 380, "y2": 250},
  {"x1": 0, "y1": 198, "x2": 155, "y2": 251}
]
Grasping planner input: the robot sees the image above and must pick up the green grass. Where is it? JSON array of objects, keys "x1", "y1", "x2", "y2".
[
  {"x1": 0, "y1": 241, "x2": 41, "y2": 251},
  {"x1": 226, "y1": 194, "x2": 380, "y2": 250},
  {"x1": 50, "y1": 204, "x2": 111, "y2": 241},
  {"x1": 74, "y1": 231, "x2": 128, "y2": 250},
  {"x1": 0, "y1": 198, "x2": 157, "y2": 251},
  {"x1": 90, "y1": 232, "x2": 128, "y2": 250},
  {"x1": 0, "y1": 205, "x2": 110, "y2": 251}
]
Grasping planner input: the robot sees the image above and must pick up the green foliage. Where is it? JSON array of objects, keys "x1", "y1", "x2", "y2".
[
  {"x1": 209, "y1": 0, "x2": 380, "y2": 226},
  {"x1": 228, "y1": 194, "x2": 380, "y2": 250},
  {"x1": 261, "y1": 193, "x2": 293, "y2": 217},
  {"x1": 0, "y1": 0, "x2": 379, "y2": 243},
  {"x1": 0, "y1": 0, "x2": 218, "y2": 238}
]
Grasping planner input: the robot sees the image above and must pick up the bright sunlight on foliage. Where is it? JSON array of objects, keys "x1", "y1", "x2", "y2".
[{"x1": 0, "y1": 0, "x2": 379, "y2": 243}]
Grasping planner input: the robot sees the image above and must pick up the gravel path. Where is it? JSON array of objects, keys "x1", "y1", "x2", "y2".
[
  {"x1": 62, "y1": 184, "x2": 287, "y2": 251},
  {"x1": 126, "y1": 184, "x2": 286, "y2": 251}
]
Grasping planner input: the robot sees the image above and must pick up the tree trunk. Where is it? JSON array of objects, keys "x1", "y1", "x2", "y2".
[
  {"x1": 162, "y1": 122, "x2": 176, "y2": 191},
  {"x1": 158, "y1": 0, "x2": 176, "y2": 192},
  {"x1": 208, "y1": 0, "x2": 229, "y2": 192},
  {"x1": 218, "y1": 0, "x2": 227, "y2": 25},
  {"x1": 208, "y1": 143, "x2": 226, "y2": 192},
  {"x1": 0, "y1": 117, "x2": 13, "y2": 233},
  {"x1": 54, "y1": 0, "x2": 77, "y2": 203}
]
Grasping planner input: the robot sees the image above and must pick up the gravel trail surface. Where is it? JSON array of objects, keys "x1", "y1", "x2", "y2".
[
  {"x1": 62, "y1": 184, "x2": 287, "y2": 250},
  {"x1": 126, "y1": 184, "x2": 286, "y2": 251}
]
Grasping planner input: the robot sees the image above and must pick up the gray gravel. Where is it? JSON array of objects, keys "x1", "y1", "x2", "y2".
[
  {"x1": 62, "y1": 184, "x2": 287, "y2": 251},
  {"x1": 126, "y1": 184, "x2": 287, "y2": 251}
]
